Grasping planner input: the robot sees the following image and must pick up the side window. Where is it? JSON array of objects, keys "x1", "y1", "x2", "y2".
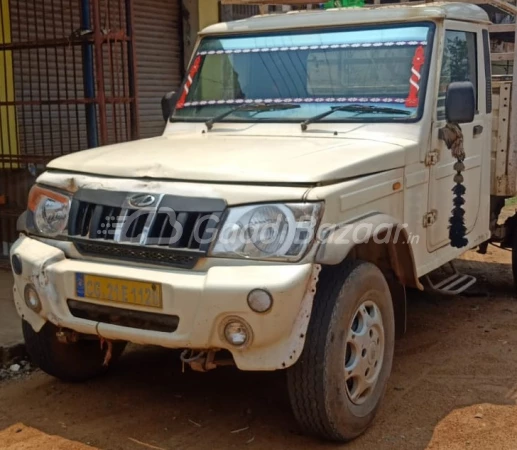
[{"x1": 437, "y1": 30, "x2": 478, "y2": 119}]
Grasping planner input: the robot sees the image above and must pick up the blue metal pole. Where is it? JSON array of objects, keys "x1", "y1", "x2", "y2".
[{"x1": 80, "y1": 0, "x2": 98, "y2": 148}]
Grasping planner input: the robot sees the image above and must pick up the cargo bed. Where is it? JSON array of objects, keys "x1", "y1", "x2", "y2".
[{"x1": 491, "y1": 76, "x2": 517, "y2": 198}]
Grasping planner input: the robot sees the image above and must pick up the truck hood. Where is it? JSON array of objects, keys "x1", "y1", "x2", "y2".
[{"x1": 47, "y1": 133, "x2": 412, "y2": 184}]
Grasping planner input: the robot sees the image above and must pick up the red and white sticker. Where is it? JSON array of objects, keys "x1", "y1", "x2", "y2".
[
  {"x1": 405, "y1": 46, "x2": 425, "y2": 108},
  {"x1": 176, "y1": 55, "x2": 203, "y2": 109}
]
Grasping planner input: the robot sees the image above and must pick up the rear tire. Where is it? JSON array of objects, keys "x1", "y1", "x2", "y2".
[
  {"x1": 22, "y1": 320, "x2": 126, "y2": 382},
  {"x1": 287, "y1": 260, "x2": 395, "y2": 442}
]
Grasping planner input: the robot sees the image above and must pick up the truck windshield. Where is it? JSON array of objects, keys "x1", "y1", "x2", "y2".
[{"x1": 172, "y1": 22, "x2": 434, "y2": 124}]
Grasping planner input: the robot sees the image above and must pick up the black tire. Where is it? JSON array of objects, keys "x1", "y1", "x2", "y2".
[
  {"x1": 22, "y1": 320, "x2": 126, "y2": 382},
  {"x1": 287, "y1": 260, "x2": 395, "y2": 442}
]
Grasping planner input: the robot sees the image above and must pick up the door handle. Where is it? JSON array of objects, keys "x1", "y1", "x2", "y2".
[{"x1": 473, "y1": 125, "x2": 483, "y2": 136}]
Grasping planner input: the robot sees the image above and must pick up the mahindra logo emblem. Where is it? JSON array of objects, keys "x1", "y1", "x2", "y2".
[{"x1": 128, "y1": 193, "x2": 156, "y2": 208}]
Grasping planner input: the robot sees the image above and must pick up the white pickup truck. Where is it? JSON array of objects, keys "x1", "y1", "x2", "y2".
[{"x1": 9, "y1": 2, "x2": 517, "y2": 442}]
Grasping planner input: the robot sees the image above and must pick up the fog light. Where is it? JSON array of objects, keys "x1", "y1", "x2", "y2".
[
  {"x1": 224, "y1": 320, "x2": 249, "y2": 346},
  {"x1": 247, "y1": 289, "x2": 273, "y2": 313},
  {"x1": 24, "y1": 285, "x2": 42, "y2": 313}
]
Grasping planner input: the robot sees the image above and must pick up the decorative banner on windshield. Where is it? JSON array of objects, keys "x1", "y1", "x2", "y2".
[
  {"x1": 405, "y1": 45, "x2": 426, "y2": 107},
  {"x1": 176, "y1": 55, "x2": 203, "y2": 109},
  {"x1": 182, "y1": 97, "x2": 408, "y2": 108},
  {"x1": 197, "y1": 40, "x2": 427, "y2": 56}
]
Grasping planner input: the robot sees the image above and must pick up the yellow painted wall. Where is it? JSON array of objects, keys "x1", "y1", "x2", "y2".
[
  {"x1": 195, "y1": 0, "x2": 220, "y2": 99},
  {"x1": 0, "y1": 0, "x2": 18, "y2": 165},
  {"x1": 198, "y1": 0, "x2": 219, "y2": 31}
]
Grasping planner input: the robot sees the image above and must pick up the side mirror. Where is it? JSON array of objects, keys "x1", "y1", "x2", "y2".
[
  {"x1": 161, "y1": 90, "x2": 179, "y2": 122},
  {"x1": 445, "y1": 81, "x2": 475, "y2": 124}
]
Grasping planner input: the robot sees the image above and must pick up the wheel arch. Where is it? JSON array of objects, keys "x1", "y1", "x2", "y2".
[
  {"x1": 314, "y1": 214, "x2": 422, "y2": 337},
  {"x1": 315, "y1": 213, "x2": 422, "y2": 290}
]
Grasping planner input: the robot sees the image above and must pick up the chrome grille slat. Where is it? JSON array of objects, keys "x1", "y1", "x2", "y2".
[
  {"x1": 188, "y1": 213, "x2": 203, "y2": 250},
  {"x1": 80, "y1": 203, "x2": 93, "y2": 236},
  {"x1": 88, "y1": 205, "x2": 102, "y2": 239},
  {"x1": 113, "y1": 208, "x2": 129, "y2": 242},
  {"x1": 169, "y1": 212, "x2": 189, "y2": 248},
  {"x1": 140, "y1": 212, "x2": 156, "y2": 246}
]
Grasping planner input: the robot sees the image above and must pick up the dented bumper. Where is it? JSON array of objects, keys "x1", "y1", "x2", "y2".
[{"x1": 10, "y1": 235, "x2": 319, "y2": 370}]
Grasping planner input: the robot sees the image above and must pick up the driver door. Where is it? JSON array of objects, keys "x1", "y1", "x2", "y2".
[{"x1": 427, "y1": 24, "x2": 489, "y2": 251}]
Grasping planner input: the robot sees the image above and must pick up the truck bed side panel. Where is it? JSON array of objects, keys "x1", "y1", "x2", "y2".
[{"x1": 491, "y1": 78, "x2": 515, "y2": 197}]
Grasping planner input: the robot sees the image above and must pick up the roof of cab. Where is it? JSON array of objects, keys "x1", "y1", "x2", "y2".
[{"x1": 200, "y1": 3, "x2": 490, "y2": 36}]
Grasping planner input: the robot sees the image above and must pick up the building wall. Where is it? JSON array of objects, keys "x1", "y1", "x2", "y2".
[
  {"x1": 134, "y1": 0, "x2": 183, "y2": 138},
  {"x1": 182, "y1": 0, "x2": 220, "y2": 67},
  {"x1": 220, "y1": 4, "x2": 260, "y2": 21},
  {"x1": 133, "y1": 0, "x2": 220, "y2": 138},
  {"x1": 198, "y1": 0, "x2": 220, "y2": 30}
]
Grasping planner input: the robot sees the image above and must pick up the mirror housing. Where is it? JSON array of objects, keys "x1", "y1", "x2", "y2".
[
  {"x1": 445, "y1": 81, "x2": 475, "y2": 124},
  {"x1": 161, "y1": 90, "x2": 179, "y2": 122}
]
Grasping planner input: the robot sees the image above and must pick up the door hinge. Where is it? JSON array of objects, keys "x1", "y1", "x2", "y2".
[
  {"x1": 423, "y1": 210, "x2": 438, "y2": 227},
  {"x1": 425, "y1": 150, "x2": 439, "y2": 166}
]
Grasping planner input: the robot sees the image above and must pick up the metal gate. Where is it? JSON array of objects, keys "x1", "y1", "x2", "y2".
[{"x1": 0, "y1": 0, "x2": 139, "y2": 257}]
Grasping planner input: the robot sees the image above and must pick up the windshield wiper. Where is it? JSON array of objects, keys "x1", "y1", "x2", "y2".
[
  {"x1": 205, "y1": 102, "x2": 300, "y2": 131},
  {"x1": 300, "y1": 104, "x2": 412, "y2": 131}
]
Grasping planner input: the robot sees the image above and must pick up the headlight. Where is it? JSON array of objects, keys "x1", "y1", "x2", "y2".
[
  {"x1": 27, "y1": 185, "x2": 71, "y2": 236},
  {"x1": 210, "y1": 203, "x2": 322, "y2": 261}
]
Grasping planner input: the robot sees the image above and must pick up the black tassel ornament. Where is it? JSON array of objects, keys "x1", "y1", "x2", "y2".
[{"x1": 439, "y1": 123, "x2": 468, "y2": 249}]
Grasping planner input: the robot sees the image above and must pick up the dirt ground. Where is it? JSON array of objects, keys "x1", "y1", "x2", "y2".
[{"x1": 1, "y1": 245, "x2": 517, "y2": 450}]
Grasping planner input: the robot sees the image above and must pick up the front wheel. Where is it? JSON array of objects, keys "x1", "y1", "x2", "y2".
[
  {"x1": 22, "y1": 320, "x2": 126, "y2": 382},
  {"x1": 287, "y1": 260, "x2": 395, "y2": 442}
]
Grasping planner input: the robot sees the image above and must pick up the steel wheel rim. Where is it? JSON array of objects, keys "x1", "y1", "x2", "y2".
[{"x1": 344, "y1": 297, "x2": 385, "y2": 405}]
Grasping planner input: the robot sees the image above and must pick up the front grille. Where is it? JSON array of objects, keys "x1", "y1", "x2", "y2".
[
  {"x1": 68, "y1": 189, "x2": 226, "y2": 266},
  {"x1": 67, "y1": 299, "x2": 179, "y2": 333},
  {"x1": 74, "y1": 241, "x2": 200, "y2": 268}
]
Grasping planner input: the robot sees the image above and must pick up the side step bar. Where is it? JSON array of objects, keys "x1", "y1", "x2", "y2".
[{"x1": 424, "y1": 262, "x2": 477, "y2": 296}]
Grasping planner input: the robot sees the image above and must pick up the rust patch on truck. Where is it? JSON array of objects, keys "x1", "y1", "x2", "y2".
[{"x1": 280, "y1": 263, "x2": 321, "y2": 368}]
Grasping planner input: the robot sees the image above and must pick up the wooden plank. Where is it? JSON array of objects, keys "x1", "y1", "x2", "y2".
[
  {"x1": 454, "y1": 0, "x2": 494, "y2": 5},
  {"x1": 488, "y1": 0, "x2": 517, "y2": 15},
  {"x1": 489, "y1": 23, "x2": 517, "y2": 33},
  {"x1": 491, "y1": 52, "x2": 515, "y2": 61},
  {"x1": 508, "y1": 23, "x2": 517, "y2": 196},
  {"x1": 495, "y1": 82, "x2": 510, "y2": 196},
  {"x1": 452, "y1": 0, "x2": 517, "y2": 15},
  {"x1": 491, "y1": 87, "x2": 499, "y2": 195}
]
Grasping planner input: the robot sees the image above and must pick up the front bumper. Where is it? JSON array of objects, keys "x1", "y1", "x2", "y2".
[{"x1": 10, "y1": 235, "x2": 319, "y2": 370}]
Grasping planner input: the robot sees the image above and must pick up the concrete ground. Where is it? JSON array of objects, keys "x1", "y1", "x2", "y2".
[{"x1": 0, "y1": 271, "x2": 23, "y2": 363}]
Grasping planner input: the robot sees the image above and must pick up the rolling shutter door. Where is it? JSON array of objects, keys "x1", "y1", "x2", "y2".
[{"x1": 134, "y1": 0, "x2": 182, "y2": 139}]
